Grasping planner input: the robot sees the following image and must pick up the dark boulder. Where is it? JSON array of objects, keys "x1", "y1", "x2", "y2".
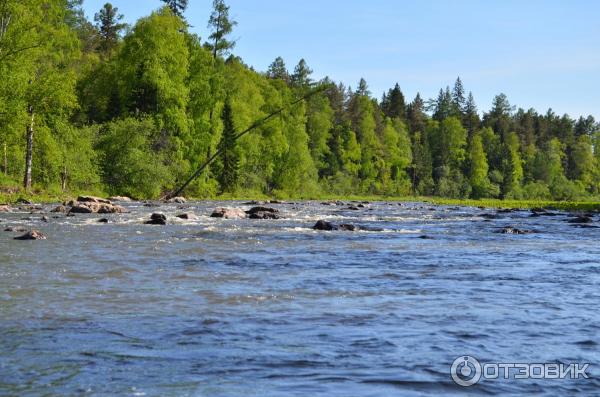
[
  {"x1": 313, "y1": 220, "x2": 357, "y2": 231},
  {"x1": 14, "y1": 230, "x2": 46, "y2": 240},
  {"x1": 246, "y1": 206, "x2": 280, "y2": 219},
  {"x1": 568, "y1": 216, "x2": 593, "y2": 224},
  {"x1": 313, "y1": 220, "x2": 336, "y2": 231},
  {"x1": 98, "y1": 218, "x2": 109, "y2": 223},
  {"x1": 145, "y1": 213, "x2": 167, "y2": 225},
  {"x1": 176, "y1": 212, "x2": 198, "y2": 220},
  {"x1": 16, "y1": 197, "x2": 33, "y2": 205}
]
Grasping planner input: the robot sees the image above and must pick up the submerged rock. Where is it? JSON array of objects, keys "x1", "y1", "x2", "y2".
[
  {"x1": 347, "y1": 205, "x2": 360, "y2": 211},
  {"x1": 568, "y1": 215, "x2": 593, "y2": 224},
  {"x1": 41, "y1": 216, "x2": 49, "y2": 223},
  {"x1": 4, "y1": 226, "x2": 28, "y2": 232},
  {"x1": 145, "y1": 213, "x2": 167, "y2": 225},
  {"x1": 98, "y1": 218, "x2": 109, "y2": 223},
  {"x1": 211, "y1": 207, "x2": 247, "y2": 219},
  {"x1": 14, "y1": 230, "x2": 46, "y2": 240},
  {"x1": 313, "y1": 220, "x2": 357, "y2": 231},
  {"x1": 176, "y1": 212, "x2": 198, "y2": 220},
  {"x1": 51, "y1": 205, "x2": 67, "y2": 213},
  {"x1": 497, "y1": 227, "x2": 535, "y2": 235},
  {"x1": 313, "y1": 220, "x2": 336, "y2": 231}
]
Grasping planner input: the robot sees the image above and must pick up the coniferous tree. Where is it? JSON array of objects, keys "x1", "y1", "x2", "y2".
[
  {"x1": 94, "y1": 3, "x2": 126, "y2": 56},
  {"x1": 451, "y1": 77, "x2": 466, "y2": 117},
  {"x1": 217, "y1": 99, "x2": 239, "y2": 192},
  {"x1": 206, "y1": 0, "x2": 236, "y2": 60},
  {"x1": 463, "y1": 92, "x2": 480, "y2": 140},
  {"x1": 161, "y1": 0, "x2": 188, "y2": 18},
  {"x1": 267, "y1": 57, "x2": 288, "y2": 81},
  {"x1": 381, "y1": 83, "x2": 406, "y2": 121},
  {"x1": 291, "y1": 59, "x2": 313, "y2": 88}
]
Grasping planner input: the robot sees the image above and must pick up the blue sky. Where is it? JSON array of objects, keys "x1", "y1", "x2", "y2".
[{"x1": 82, "y1": 0, "x2": 600, "y2": 119}]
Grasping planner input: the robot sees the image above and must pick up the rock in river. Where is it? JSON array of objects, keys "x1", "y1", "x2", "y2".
[
  {"x1": 211, "y1": 208, "x2": 247, "y2": 219},
  {"x1": 176, "y1": 212, "x2": 198, "y2": 220},
  {"x1": 0, "y1": 205, "x2": 10, "y2": 213},
  {"x1": 145, "y1": 213, "x2": 167, "y2": 225},
  {"x1": 166, "y1": 197, "x2": 187, "y2": 204},
  {"x1": 568, "y1": 216, "x2": 593, "y2": 224},
  {"x1": 245, "y1": 206, "x2": 280, "y2": 219},
  {"x1": 313, "y1": 220, "x2": 357, "y2": 231},
  {"x1": 14, "y1": 230, "x2": 46, "y2": 240},
  {"x1": 497, "y1": 227, "x2": 535, "y2": 235}
]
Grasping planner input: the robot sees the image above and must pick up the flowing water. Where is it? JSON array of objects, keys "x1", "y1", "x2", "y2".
[{"x1": 1, "y1": 201, "x2": 599, "y2": 396}]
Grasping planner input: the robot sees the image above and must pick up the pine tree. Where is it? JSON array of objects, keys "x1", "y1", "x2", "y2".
[
  {"x1": 381, "y1": 83, "x2": 406, "y2": 121},
  {"x1": 464, "y1": 92, "x2": 480, "y2": 140},
  {"x1": 94, "y1": 3, "x2": 126, "y2": 56},
  {"x1": 355, "y1": 78, "x2": 370, "y2": 97},
  {"x1": 206, "y1": 0, "x2": 236, "y2": 59},
  {"x1": 407, "y1": 93, "x2": 427, "y2": 134},
  {"x1": 291, "y1": 59, "x2": 313, "y2": 88},
  {"x1": 451, "y1": 77, "x2": 465, "y2": 117},
  {"x1": 161, "y1": 0, "x2": 188, "y2": 18},
  {"x1": 217, "y1": 100, "x2": 239, "y2": 192},
  {"x1": 267, "y1": 56, "x2": 288, "y2": 81}
]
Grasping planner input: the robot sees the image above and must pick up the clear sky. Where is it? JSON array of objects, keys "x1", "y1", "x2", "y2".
[{"x1": 82, "y1": 0, "x2": 600, "y2": 120}]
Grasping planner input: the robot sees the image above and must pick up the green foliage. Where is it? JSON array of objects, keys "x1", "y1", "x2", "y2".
[
  {"x1": 96, "y1": 117, "x2": 171, "y2": 198},
  {"x1": 0, "y1": 0, "x2": 598, "y2": 201}
]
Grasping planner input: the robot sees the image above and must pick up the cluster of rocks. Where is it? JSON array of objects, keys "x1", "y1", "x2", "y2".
[
  {"x1": 210, "y1": 206, "x2": 281, "y2": 220},
  {"x1": 54, "y1": 196, "x2": 128, "y2": 215}
]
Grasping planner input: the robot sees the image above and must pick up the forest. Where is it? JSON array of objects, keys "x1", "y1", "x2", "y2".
[{"x1": 1, "y1": 0, "x2": 599, "y2": 201}]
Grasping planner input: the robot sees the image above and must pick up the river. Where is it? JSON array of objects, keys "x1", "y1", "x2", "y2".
[{"x1": 1, "y1": 200, "x2": 599, "y2": 396}]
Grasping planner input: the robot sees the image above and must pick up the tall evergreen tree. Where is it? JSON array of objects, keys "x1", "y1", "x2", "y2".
[
  {"x1": 463, "y1": 92, "x2": 480, "y2": 139},
  {"x1": 267, "y1": 56, "x2": 288, "y2": 81},
  {"x1": 291, "y1": 59, "x2": 313, "y2": 88},
  {"x1": 94, "y1": 3, "x2": 126, "y2": 56},
  {"x1": 451, "y1": 77, "x2": 466, "y2": 117},
  {"x1": 381, "y1": 83, "x2": 406, "y2": 121},
  {"x1": 206, "y1": 0, "x2": 236, "y2": 60},
  {"x1": 217, "y1": 99, "x2": 239, "y2": 192},
  {"x1": 161, "y1": 0, "x2": 188, "y2": 18}
]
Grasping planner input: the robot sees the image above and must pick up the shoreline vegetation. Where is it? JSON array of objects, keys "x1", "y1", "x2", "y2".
[
  {"x1": 2, "y1": 1, "x2": 600, "y2": 208},
  {"x1": 2, "y1": 189, "x2": 600, "y2": 212}
]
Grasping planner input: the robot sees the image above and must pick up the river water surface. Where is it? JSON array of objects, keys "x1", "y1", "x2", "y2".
[{"x1": 1, "y1": 201, "x2": 599, "y2": 396}]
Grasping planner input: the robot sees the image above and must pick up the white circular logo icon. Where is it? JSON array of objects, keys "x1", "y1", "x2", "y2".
[{"x1": 451, "y1": 356, "x2": 482, "y2": 387}]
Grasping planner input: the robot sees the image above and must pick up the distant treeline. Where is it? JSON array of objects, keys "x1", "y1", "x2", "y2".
[{"x1": 1, "y1": 0, "x2": 599, "y2": 200}]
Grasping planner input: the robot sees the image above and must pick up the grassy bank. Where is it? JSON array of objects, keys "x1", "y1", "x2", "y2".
[{"x1": 3, "y1": 189, "x2": 600, "y2": 212}]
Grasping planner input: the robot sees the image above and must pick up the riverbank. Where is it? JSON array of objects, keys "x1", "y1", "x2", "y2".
[{"x1": 2, "y1": 188, "x2": 600, "y2": 212}]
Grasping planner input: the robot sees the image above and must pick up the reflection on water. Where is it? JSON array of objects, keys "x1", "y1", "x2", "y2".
[{"x1": 1, "y1": 201, "x2": 599, "y2": 396}]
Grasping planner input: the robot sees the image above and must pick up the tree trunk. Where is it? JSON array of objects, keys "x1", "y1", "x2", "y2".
[
  {"x1": 3, "y1": 141, "x2": 7, "y2": 176},
  {"x1": 23, "y1": 107, "x2": 34, "y2": 190}
]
